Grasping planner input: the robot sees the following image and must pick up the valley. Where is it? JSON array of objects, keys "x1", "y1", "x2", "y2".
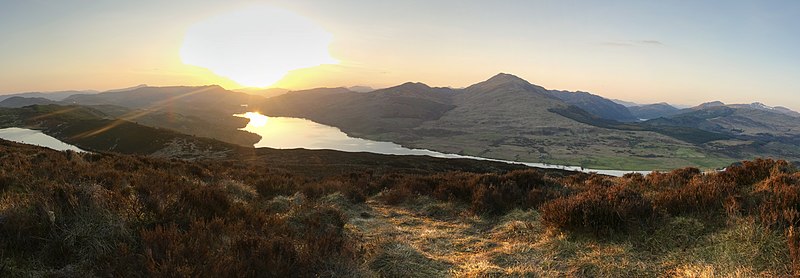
[{"x1": 4, "y1": 72, "x2": 800, "y2": 171}]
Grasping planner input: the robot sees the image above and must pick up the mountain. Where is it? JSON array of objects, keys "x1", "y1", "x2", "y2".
[
  {"x1": 649, "y1": 105, "x2": 800, "y2": 138},
  {"x1": 259, "y1": 84, "x2": 458, "y2": 135},
  {"x1": 233, "y1": 87, "x2": 291, "y2": 98},
  {"x1": 0, "y1": 90, "x2": 97, "y2": 102},
  {"x1": 611, "y1": 99, "x2": 640, "y2": 107},
  {"x1": 348, "y1": 86, "x2": 375, "y2": 93},
  {"x1": 728, "y1": 102, "x2": 800, "y2": 118},
  {"x1": 61, "y1": 85, "x2": 266, "y2": 146},
  {"x1": 0, "y1": 104, "x2": 244, "y2": 159},
  {"x1": 63, "y1": 85, "x2": 262, "y2": 112},
  {"x1": 0, "y1": 96, "x2": 58, "y2": 108},
  {"x1": 644, "y1": 104, "x2": 800, "y2": 160},
  {"x1": 628, "y1": 102, "x2": 681, "y2": 120},
  {"x1": 260, "y1": 73, "x2": 721, "y2": 170},
  {"x1": 694, "y1": 101, "x2": 726, "y2": 109},
  {"x1": 546, "y1": 90, "x2": 637, "y2": 122},
  {"x1": 103, "y1": 84, "x2": 148, "y2": 93}
]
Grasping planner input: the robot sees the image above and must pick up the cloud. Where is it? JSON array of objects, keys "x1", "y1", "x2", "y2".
[{"x1": 638, "y1": 40, "x2": 664, "y2": 45}]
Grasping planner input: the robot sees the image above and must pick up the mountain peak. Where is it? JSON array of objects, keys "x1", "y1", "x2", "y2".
[
  {"x1": 696, "y1": 101, "x2": 725, "y2": 109},
  {"x1": 389, "y1": 82, "x2": 432, "y2": 91},
  {"x1": 485, "y1": 73, "x2": 529, "y2": 84},
  {"x1": 467, "y1": 73, "x2": 542, "y2": 93}
]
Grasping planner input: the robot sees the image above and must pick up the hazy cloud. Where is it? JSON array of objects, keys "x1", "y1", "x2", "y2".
[{"x1": 638, "y1": 40, "x2": 664, "y2": 45}]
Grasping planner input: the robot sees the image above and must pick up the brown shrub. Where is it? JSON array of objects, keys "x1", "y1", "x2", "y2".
[
  {"x1": 254, "y1": 174, "x2": 301, "y2": 198},
  {"x1": 725, "y1": 158, "x2": 786, "y2": 186},
  {"x1": 645, "y1": 167, "x2": 701, "y2": 189},
  {"x1": 751, "y1": 173, "x2": 800, "y2": 228},
  {"x1": 471, "y1": 180, "x2": 524, "y2": 215},
  {"x1": 382, "y1": 186, "x2": 413, "y2": 205},
  {"x1": 541, "y1": 185, "x2": 654, "y2": 235},
  {"x1": 789, "y1": 226, "x2": 800, "y2": 275},
  {"x1": 652, "y1": 174, "x2": 738, "y2": 215}
]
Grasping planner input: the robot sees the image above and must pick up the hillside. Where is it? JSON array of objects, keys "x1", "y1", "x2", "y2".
[
  {"x1": 0, "y1": 139, "x2": 795, "y2": 276},
  {"x1": 546, "y1": 89, "x2": 637, "y2": 122},
  {"x1": 259, "y1": 84, "x2": 458, "y2": 136},
  {"x1": 17, "y1": 85, "x2": 264, "y2": 147},
  {"x1": 0, "y1": 96, "x2": 58, "y2": 108},
  {"x1": 0, "y1": 105, "x2": 244, "y2": 159},
  {"x1": 628, "y1": 102, "x2": 681, "y2": 119},
  {"x1": 260, "y1": 73, "x2": 729, "y2": 170},
  {"x1": 0, "y1": 90, "x2": 97, "y2": 102},
  {"x1": 63, "y1": 85, "x2": 263, "y2": 115}
]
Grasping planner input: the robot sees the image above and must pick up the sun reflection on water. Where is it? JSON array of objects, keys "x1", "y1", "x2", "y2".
[{"x1": 239, "y1": 112, "x2": 269, "y2": 127}]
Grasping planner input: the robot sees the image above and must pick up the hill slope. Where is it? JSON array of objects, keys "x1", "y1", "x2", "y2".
[
  {"x1": 546, "y1": 90, "x2": 637, "y2": 122},
  {"x1": 259, "y1": 73, "x2": 727, "y2": 170},
  {"x1": 0, "y1": 140, "x2": 794, "y2": 276},
  {"x1": 0, "y1": 105, "x2": 243, "y2": 159},
  {"x1": 628, "y1": 103, "x2": 681, "y2": 119}
]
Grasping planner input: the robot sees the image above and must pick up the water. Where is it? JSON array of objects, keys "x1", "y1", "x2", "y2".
[
  {"x1": 0, "y1": 127, "x2": 84, "y2": 152},
  {"x1": 236, "y1": 113, "x2": 650, "y2": 177}
]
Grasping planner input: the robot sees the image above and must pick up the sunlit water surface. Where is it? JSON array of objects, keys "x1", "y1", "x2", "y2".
[
  {"x1": 236, "y1": 113, "x2": 650, "y2": 177},
  {"x1": 0, "y1": 127, "x2": 84, "y2": 152}
]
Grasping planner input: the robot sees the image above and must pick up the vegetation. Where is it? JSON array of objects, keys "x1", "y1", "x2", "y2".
[
  {"x1": 1, "y1": 138, "x2": 798, "y2": 276},
  {"x1": 549, "y1": 105, "x2": 732, "y2": 144}
]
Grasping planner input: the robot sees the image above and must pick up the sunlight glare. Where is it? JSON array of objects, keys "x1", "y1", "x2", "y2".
[
  {"x1": 180, "y1": 6, "x2": 336, "y2": 87},
  {"x1": 241, "y1": 112, "x2": 269, "y2": 127}
]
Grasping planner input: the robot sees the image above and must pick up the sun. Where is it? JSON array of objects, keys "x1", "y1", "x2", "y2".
[{"x1": 180, "y1": 6, "x2": 336, "y2": 87}]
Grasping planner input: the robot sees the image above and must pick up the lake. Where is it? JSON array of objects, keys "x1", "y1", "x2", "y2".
[
  {"x1": 0, "y1": 127, "x2": 84, "y2": 152},
  {"x1": 236, "y1": 112, "x2": 650, "y2": 177}
]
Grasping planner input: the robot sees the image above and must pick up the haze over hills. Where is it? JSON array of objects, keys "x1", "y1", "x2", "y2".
[
  {"x1": 3, "y1": 73, "x2": 800, "y2": 169},
  {"x1": 2, "y1": 85, "x2": 264, "y2": 147},
  {"x1": 258, "y1": 73, "x2": 730, "y2": 169},
  {"x1": 0, "y1": 90, "x2": 98, "y2": 102},
  {"x1": 628, "y1": 103, "x2": 681, "y2": 120},
  {"x1": 545, "y1": 90, "x2": 637, "y2": 122}
]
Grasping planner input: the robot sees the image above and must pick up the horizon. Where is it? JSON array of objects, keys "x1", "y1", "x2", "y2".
[
  {"x1": 2, "y1": 1, "x2": 799, "y2": 109},
  {"x1": 0, "y1": 72, "x2": 786, "y2": 110}
]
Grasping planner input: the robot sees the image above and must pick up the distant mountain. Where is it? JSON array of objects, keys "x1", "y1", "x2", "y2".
[
  {"x1": 647, "y1": 105, "x2": 800, "y2": 138},
  {"x1": 260, "y1": 73, "x2": 718, "y2": 169},
  {"x1": 611, "y1": 99, "x2": 640, "y2": 107},
  {"x1": 61, "y1": 85, "x2": 265, "y2": 146},
  {"x1": 0, "y1": 104, "x2": 245, "y2": 159},
  {"x1": 14, "y1": 74, "x2": 799, "y2": 170},
  {"x1": 546, "y1": 90, "x2": 637, "y2": 122},
  {"x1": 103, "y1": 84, "x2": 148, "y2": 93},
  {"x1": 694, "y1": 101, "x2": 726, "y2": 109},
  {"x1": 233, "y1": 87, "x2": 291, "y2": 98},
  {"x1": 0, "y1": 96, "x2": 58, "y2": 108},
  {"x1": 259, "y1": 83, "x2": 457, "y2": 135},
  {"x1": 628, "y1": 103, "x2": 681, "y2": 120},
  {"x1": 728, "y1": 102, "x2": 800, "y2": 118},
  {"x1": 63, "y1": 85, "x2": 261, "y2": 112},
  {"x1": 348, "y1": 86, "x2": 375, "y2": 93},
  {"x1": 0, "y1": 90, "x2": 97, "y2": 102}
]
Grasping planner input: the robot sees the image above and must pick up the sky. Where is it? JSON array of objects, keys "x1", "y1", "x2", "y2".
[{"x1": 1, "y1": 0, "x2": 799, "y2": 109}]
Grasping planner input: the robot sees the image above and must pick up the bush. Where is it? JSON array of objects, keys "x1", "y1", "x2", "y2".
[
  {"x1": 652, "y1": 174, "x2": 737, "y2": 215},
  {"x1": 541, "y1": 185, "x2": 654, "y2": 235}
]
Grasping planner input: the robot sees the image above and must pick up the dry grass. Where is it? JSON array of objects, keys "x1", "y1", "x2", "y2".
[{"x1": 0, "y1": 140, "x2": 797, "y2": 276}]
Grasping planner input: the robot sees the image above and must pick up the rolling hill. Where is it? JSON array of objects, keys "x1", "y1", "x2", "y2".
[
  {"x1": 628, "y1": 103, "x2": 681, "y2": 120},
  {"x1": 0, "y1": 104, "x2": 245, "y2": 159},
  {"x1": 259, "y1": 73, "x2": 728, "y2": 170},
  {"x1": 546, "y1": 89, "x2": 637, "y2": 122}
]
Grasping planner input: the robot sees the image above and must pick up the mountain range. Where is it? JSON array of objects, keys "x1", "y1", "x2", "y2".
[{"x1": 1, "y1": 73, "x2": 799, "y2": 170}]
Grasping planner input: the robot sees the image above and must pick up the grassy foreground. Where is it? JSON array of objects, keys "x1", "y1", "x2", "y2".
[{"x1": 0, "y1": 140, "x2": 797, "y2": 277}]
